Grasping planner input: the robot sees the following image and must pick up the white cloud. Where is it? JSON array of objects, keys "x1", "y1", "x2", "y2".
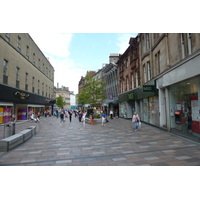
[
  {"x1": 30, "y1": 33, "x2": 72, "y2": 58},
  {"x1": 47, "y1": 56, "x2": 86, "y2": 94},
  {"x1": 30, "y1": 33, "x2": 84, "y2": 94},
  {"x1": 117, "y1": 33, "x2": 138, "y2": 54}
]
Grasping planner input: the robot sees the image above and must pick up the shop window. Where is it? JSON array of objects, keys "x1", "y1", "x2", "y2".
[{"x1": 169, "y1": 76, "x2": 200, "y2": 137}]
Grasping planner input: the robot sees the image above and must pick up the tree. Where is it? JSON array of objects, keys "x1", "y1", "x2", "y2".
[
  {"x1": 56, "y1": 95, "x2": 65, "y2": 108},
  {"x1": 78, "y1": 74, "x2": 106, "y2": 107}
]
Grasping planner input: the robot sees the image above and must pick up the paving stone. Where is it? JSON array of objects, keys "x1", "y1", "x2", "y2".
[
  {"x1": 112, "y1": 157, "x2": 127, "y2": 161},
  {"x1": 175, "y1": 156, "x2": 192, "y2": 160},
  {"x1": 1, "y1": 117, "x2": 200, "y2": 166},
  {"x1": 55, "y1": 160, "x2": 72, "y2": 164},
  {"x1": 143, "y1": 156, "x2": 159, "y2": 161}
]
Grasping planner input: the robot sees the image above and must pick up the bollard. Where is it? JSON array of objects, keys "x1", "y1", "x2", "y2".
[{"x1": 11, "y1": 122, "x2": 16, "y2": 135}]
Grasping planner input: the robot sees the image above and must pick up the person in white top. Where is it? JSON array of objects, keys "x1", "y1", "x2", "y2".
[
  {"x1": 132, "y1": 112, "x2": 140, "y2": 132},
  {"x1": 82, "y1": 112, "x2": 86, "y2": 127},
  {"x1": 30, "y1": 112, "x2": 40, "y2": 122},
  {"x1": 109, "y1": 110, "x2": 113, "y2": 119}
]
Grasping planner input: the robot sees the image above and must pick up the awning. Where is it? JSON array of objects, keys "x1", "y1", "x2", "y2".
[
  {"x1": 105, "y1": 100, "x2": 119, "y2": 104},
  {"x1": 0, "y1": 102, "x2": 13, "y2": 106},
  {"x1": 27, "y1": 105, "x2": 45, "y2": 108}
]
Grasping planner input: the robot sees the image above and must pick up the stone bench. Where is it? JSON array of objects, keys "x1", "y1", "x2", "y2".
[{"x1": 0, "y1": 126, "x2": 36, "y2": 152}]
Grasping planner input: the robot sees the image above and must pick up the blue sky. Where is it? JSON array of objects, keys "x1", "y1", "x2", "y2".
[{"x1": 30, "y1": 33, "x2": 138, "y2": 94}]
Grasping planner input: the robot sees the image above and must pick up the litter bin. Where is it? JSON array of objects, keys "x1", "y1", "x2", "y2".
[
  {"x1": 4, "y1": 123, "x2": 11, "y2": 138},
  {"x1": 11, "y1": 122, "x2": 15, "y2": 135}
]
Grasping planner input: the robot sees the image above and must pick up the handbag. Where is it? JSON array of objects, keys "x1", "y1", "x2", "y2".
[{"x1": 81, "y1": 118, "x2": 84, "y2": 122}]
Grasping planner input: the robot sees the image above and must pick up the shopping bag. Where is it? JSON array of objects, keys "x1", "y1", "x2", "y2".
[{"x1": 139, "y1": 122, "x2": 141, "y2": 128}]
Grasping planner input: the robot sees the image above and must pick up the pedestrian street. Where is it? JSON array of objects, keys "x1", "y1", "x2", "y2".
[{"x1": 1, "y1": 115, "x2": 200, "y2": 166}]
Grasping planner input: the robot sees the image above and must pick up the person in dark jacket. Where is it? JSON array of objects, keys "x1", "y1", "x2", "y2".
[
  {"x1": 68, "y1": 111, "x2": 72, "y2": 122},
  {"x1": 78, "y1": 111, "x2": 82, "y2": 122}
]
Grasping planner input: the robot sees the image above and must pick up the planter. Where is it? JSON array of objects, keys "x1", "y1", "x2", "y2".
[{"x1": 85, "y1": 117, "x2": 101, "y2": 124}]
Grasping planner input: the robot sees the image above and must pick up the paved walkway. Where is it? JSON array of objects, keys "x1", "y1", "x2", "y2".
[{"x1": 0, "y1": 115, "x2": 200, "y2": 166}]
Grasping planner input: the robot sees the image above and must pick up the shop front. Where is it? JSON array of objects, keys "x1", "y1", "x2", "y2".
[
  {"x1": 0, "y1": 102, "x2": 13, "y2": 124},
  {"x1": 0, "y1": 84, "x2": 55, "y2": 123},
  {"x1": 157, "y1": 51, "x2": 200, "y2": 140},
  {"x1": 105, "y1": 99, "x2": 119, "y2": 117},
  {"x1": 137, "y1": 81, "x2": 159, "y2": 127},
  {"x1": 169, "y1": 75, "x2": 200, "y2": 139},
  {"x1": 118, "y1": 90, "x2": 137, "y2": 119}
]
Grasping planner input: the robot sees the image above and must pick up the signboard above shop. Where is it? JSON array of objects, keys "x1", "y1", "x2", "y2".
[{"x1": 143, "y1": 85, "x2": 155, "y2": 92}]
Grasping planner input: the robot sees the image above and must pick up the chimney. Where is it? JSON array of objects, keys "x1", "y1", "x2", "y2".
[{"x1": 57, "y1": 83, "x2": 59, "y2": 88}]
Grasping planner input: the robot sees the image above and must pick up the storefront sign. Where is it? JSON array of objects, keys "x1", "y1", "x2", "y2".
[
  {"x1": 128, "y1": 92, "x2": 135, "y2": 100},
  {"x1": 15, "y1": 91, "x2": 29, "y2": 99},
  {"x1": 143, "y1": 85, "x2": 155, "y2": 92}
]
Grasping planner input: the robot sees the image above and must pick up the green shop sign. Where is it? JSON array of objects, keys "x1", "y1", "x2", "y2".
[
  {"x1": 143, "y1": 85, "x2": 155, "y2": 92},
  {"x1": 128, "y1": 92, "x2": 135, "y2": 100}
]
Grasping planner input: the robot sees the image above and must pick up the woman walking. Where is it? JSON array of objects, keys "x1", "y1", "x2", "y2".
[
  {"x1": 60, "y1": 112, "x2": 64, "y2": 125},
  {"x1": 82, "y1": 112, "x2": 86, "y2": 127},
  {"x1": 101, "y1": 111, "x2": 106, "y2": 127},
  {"x1": 132, "y1": 112, "x2": 140, "y2": 132}
]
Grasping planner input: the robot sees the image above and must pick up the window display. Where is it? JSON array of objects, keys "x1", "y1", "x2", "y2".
[{"x1": 169, "y1": 75, "x2": 200, "y2": 137}]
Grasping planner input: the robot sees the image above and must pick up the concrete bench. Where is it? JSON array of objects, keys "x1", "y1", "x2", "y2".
[
  {"x1": 27, "y1": 126, "x2": 36, "y2": 137},
  {"x1": 0, "y1": 126, "x2": 36, "y2": 152},
  {"x1": 0, "y1": 134, "x2": 24, "y2": 152},
  {"x1": 18, "y1": 129, "x2": 32, "y2": 142}
]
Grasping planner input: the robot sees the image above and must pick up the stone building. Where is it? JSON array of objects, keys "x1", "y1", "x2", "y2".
[
  {"x1": 0, "y1": 33, "x2": 55, "y2": 123},
  {"x1": 55, "y1": 85, "x2": 70, "y2": 110},
  {"x1": 117, "y1": 36, "x2": 140, "y2": 119},
  {"x1": 156, "y1": 33, "x2": 200, "y2": 140},
  {"x1": 135, "y1": 33, "x2": 200, "y2": 141},
  {"x1": 102, "y1": 54, "x2": 119, "y2": 116}
]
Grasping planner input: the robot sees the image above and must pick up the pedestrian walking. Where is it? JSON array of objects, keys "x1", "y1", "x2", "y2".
[
  {"x1": 37, "y1": 111, "x2": 41, "y2": 119},
  {"x1": 78, "y1": 111, "x2": 82, "y2": 122},
  {"x1": 68, "y1": 111, "x2": 72, "y2": 122},
  {"x1": 82, "y1": 112, "x2": 86, "y2": 127},
  {"x1": 132, "y1": 112, "x2": 140, "y2": 132},
  {"x1": 60, "y1": 112, "x2": 64, "y2": 125},
  {"x1": 101, "y1": 111, "x2": 106, "y2": 127},
  {"x1": 110, "y1": 109, "x2": 113, "y2": 119},
  {"x1": 56, "y1": 109, "x2": 59, "y2": 118}
]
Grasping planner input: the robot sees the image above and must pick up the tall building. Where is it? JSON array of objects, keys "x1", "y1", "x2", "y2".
[
  {"x1": 70, "y1": 91, "x2": 77, "y2": 110},
  {"x1": 0, "y1": 33, "x2": 55, "y2": 123},
  {"x1": 102, "y1": 53, "x2": 119, "y2": 116},
  {"x1": 117, "y1": 36, "x2": 140, "y2": 119}
]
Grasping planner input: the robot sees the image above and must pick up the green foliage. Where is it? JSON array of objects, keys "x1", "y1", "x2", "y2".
[
  {"x1": 56, "y1": 95, "x2": 65, "y2": 108},
  {"x1": 78, "y1": 74, "x2": 106, "y2": 106}
]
